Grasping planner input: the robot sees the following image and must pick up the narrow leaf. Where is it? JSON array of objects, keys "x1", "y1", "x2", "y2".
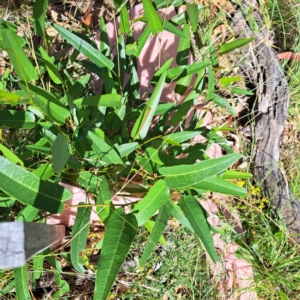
[
  {"x1": 213, "y1": 94, "x2": 236, "y2": 116},
  {"x1": 165, "y1": 199, "x2": 194, "y2": 232},
  {"x1": 115, "y1": 142, "x2": 139, "y2": 157},
  {"x1": 1, "y1": 30, "x2": 38, "y2": 81},
  {"x1": 95, "y1": 175, "x2": 113, "y2": 225},
  {"x1": 33, "y1": 0, "x2": 48, "y2": 37},
  {"x1": 39, "y1": 46, "x2": 63, "y2": 85},
  {"x1": 94, "y1": 209, "x2": 138, "y2": 300},
  {"x1": 71, "y1": 204, "x2": 92, "y2": 273},
  {"x1": 53, "y1": 24, "x2": 114, "y2": 70},
  {"x1": 178, "y1": 196, "x2": 218, "y2": 262},
  {"x1": 164, "y1": 130, "x2": 202, "y2": 144},
  {"x1": 222, "y1": 170, "x2": 252, "y2": 179},
  {"x1": 220, "y1": 37, "x2": 254, "y2": 55},
  {"x1": 192, "y1": 175, "x2": 247, "y2": 196},
  {"x1": 19, "y1": 81, "x2": 70, "y2": 125},
  {"x1": 142, "y1": 0, "x2": 163, "y2": 35},
  {"x1": 132, "y1": 180, "x2": 169, "y2": 226},
  {"x1": 52, "y1": 133, "x2": 70, "y2": 173},
  {"x1": 135, "y1": 26, "x2": 151, "y2": 57},
  {"x1": 0, "y1": 156, "x2": 72, "y2": 213},
  {"x1": 87, "y1": 131, "x2": 124, "y2": 166},
  {"x1": 74, "y1": 94, "x2": 122, "y2": 107},
  {"x1": 131, "y1": 71, "x2": 166, "y2": 140},
  {"x1": 120, "y1": 6, "x2": 130, "y2": 34},
  {"x1": 186, "y1": 3, "x2": 198, "y2": 32},
  {"x1": 14, "y1": 265, "x2": 31, "y2": 300},
  {"x1": 0, "y1": 143, "x2": 23, "y2": 166},
  {"x1": 140, "y1": 203, "x2": 169, "y2": 265},
  {"x1": 159, "y1": 153, "x2": 241, "y2": 189},
  {"x1": 0, "y1": 110, "x2": 35, "y2": 129}
]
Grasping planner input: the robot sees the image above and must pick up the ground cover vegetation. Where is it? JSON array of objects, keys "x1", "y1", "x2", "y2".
[{"x1": 0, "y1": 0, "x2": 300, "y2": 299}]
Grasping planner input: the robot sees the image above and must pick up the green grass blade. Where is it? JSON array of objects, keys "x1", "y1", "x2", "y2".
[
  {"x1": 140, "y1": 202, "x2": 170, "y2": 266},
  {"x1": 33, "y1": 0, "x2": 48, "y2": 37},
  {"x1": 73, "y1": 94, "x2": 122, "y2": 107},
  {"x1": 19, "y1": 81, "x2": 70, "y2": 125},
  {"x1": 132, "y1": 180, "x2": 169, "y2": 226},
  {"x1": 192, "y1": 175, "x2": 247, "y2": 196},
  {"x1": 0, "y1": 156, "x2": 72, "y2": 213},
  {"x1": 131, "y1": 71, "x2": 166, "y2": 140},
  {"x1": 1, "y1": 29, "x2": 38, "y2": 81},
  {"x1": 52, "y1": 133, "x2": 70, "y2": 173},
  {"x1": 53, "y1": 24, "x2": 114, "y2": 70},
  {"x1": 159, "y1": 153, "x2": 241, "y2": 189},
  {"x1": 142, "y1": 0, "x2": 163, "y2": 35},
  {"x1": 94, "y1": 209, "x2": 138, "y2": 300},
  {"x1": 71, "y1": 204, "x2": 92, "y2": 273},
  {"x1": 178, "y1": 196, "x2": 218, "y2": 263},
  {"x1": 219, "y1": 37, "x2": 254, "y2": 55},
  {"x1": 14, "y1": 265, "x2": 31, "y2": 300},
  {"x1": 0, "y1": 110, "x2": 35, "y2": 129}
]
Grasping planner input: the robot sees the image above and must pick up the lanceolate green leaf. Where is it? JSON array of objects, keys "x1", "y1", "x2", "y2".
[
  {"x1": 159, "y1": 153, "x2": 241, "y2": 189},
  {"x1": 71, "y1": 204, "x2": 92, "y2": 273},
  {"x1": 213, "y1": 94, "x2": 236, "y2": 116},
  {"x1": 0, "y1": 143, "x2": 23, "y2": 166},
  {"x1": 164, "y1": 130, "x2": 202, "y2": 144},
  {"x1": 73, "y1": 94, "x2": 122, "y2": 107},
  {"x1": 192, "y1": 175, "x2": 247, "y2": 196},
  {"x1": 165, "y1": 199, "x2": 194, "y2": 232},
  {"x1": 33, "y1": 0, "x2": 48, "y2": 37},
  {"x1": 53, "y1": 24, "x2": 114, "y2": 70},
  {"x1": 142, "y1": 0, "x2": 163, "y2": 35},
  {"x1": 131, "y1": 71, "x2": 166, "y2": 140},
  {"x1": 219, "y1": 37, "x2": 254, "y2": 55},
  {"x1": 0, "y1": 156, "x2": 72, "y2": 213},
  {"x1": 39, "y1": 46, "x2": 63, "y2": 85},
  {"x1": 0, "y1": 110, "x2": 35, "y2": 129},
  {"x1": 186, "y1": 3, "x2": 198, "y2": 32},
  {"x1": 94, "y1": 209, "x2": 138, "y2": 300},
  {"x1": 95, "y1": 175, "x2": 114, "y2": 225},
  {"x1": 222, "y1": 170, "x2": 252, "y2": 179},
  {"x1": 52, "y1": 133, "x2": 70, "y2": 173},
  {"x1": 132, "y1": 180, "x2": 169, "y2": 226},
  {"x1": 115, "y1": 142, "x2": 139, "y2": 157},
  {"x1": 1, "y1": 29, "x2": 38, "y2": 81},
  {"x1": 19, "y1": 81, "x2": 70, "y2": 125},
  {"x1": 140, "y1": 202, "x2": 170, "y2": 266},
  {"x1": 14, "y1": 265, "x2": 31, "y2": 300},
  {"x1": 178, "y1": 196, "x2": 218, "y2": 263},
  {"x1": 87, "y1": 131, "x2": 124, "y2": 166},
  {"x1": 120, "y1": 5, "x2": 130, "y2": 34},
  {"x1": 135, "y1": 26, "x2": 151, "y2": 57}
]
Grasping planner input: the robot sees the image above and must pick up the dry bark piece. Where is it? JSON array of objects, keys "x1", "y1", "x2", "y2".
[{"x1": 231, "y1": 0, "x2": 300, "y2": 242}]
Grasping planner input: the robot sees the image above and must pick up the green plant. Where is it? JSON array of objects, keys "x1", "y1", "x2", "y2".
[{"x1": 0, "y1": 0, "x2": 255, "y2": 298}]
